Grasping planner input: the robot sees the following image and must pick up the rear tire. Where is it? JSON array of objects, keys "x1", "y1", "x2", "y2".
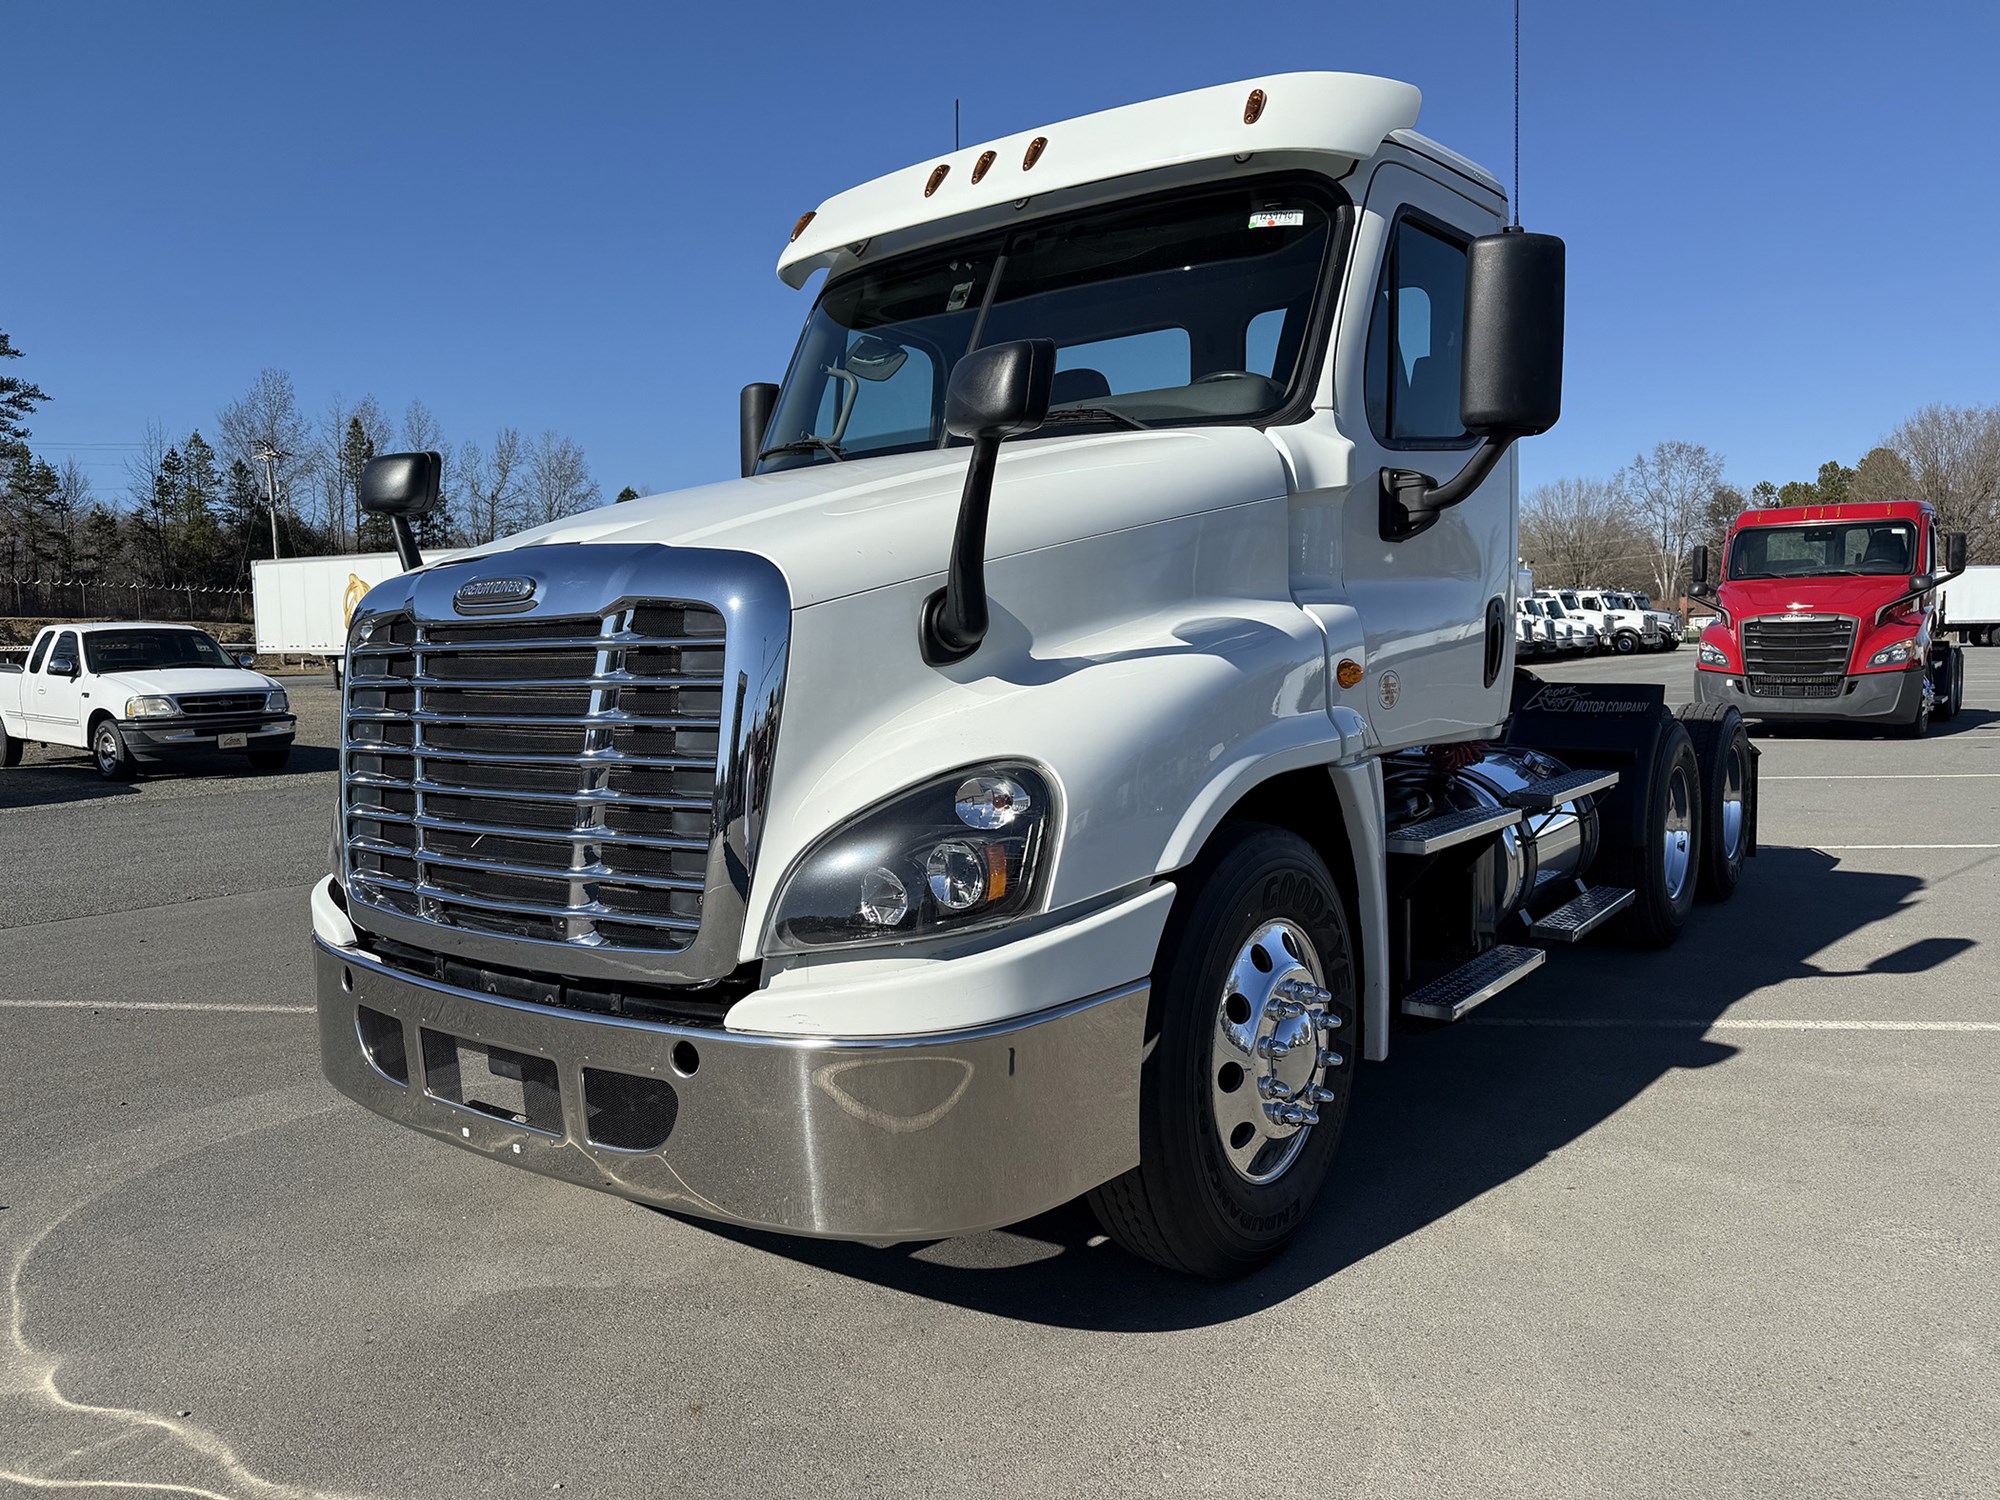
[
  {"x1": 1088, "y1": 824, "x2": 1359, "y2": 1279},
  {"x1": 92, "y1": 718, "x2": 137, "y2": 781},
  {"x1": 1675, "y1": 703, "x2": 1753, "y2": 901},
  {"x1": 1602, "y1": 724, "x2": 1701, "y2": 948}
]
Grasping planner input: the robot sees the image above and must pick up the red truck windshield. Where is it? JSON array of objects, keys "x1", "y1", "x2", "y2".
[{"x1": 1728, "y1": 522, "x2": 1917, "y2": 581}]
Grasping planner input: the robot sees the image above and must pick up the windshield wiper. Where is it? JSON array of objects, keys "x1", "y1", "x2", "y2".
[
  {"x1": 1041, "y1": 406, "x2": 1152, "y2": 432},
  {"x1": 757, "y1": 436, "x2": 847, "y2": 463}
]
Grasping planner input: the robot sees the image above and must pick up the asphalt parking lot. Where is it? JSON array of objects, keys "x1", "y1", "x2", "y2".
[{"x1": 4, "y1": 653, "x2": 1996, "y2": 1498}]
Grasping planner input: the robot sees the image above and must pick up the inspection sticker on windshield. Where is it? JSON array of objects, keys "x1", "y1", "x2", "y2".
[
  {"x1": 1248, "y1": 210, "x2": 1304, "y2": 228},
  {"x1": 946, "y1": 280, "x2": 975, "y2": 312}
]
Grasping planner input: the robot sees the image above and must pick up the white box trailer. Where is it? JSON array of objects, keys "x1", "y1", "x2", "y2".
[
  {"x1": 1940, "y1": 565, "x2": 2000, "y2": 645},
  {"x1": 253, "y1": 551, "x2": 461, "y2": 677}
]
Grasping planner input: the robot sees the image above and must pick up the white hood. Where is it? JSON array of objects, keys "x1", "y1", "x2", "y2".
[
  {"x1": 110, "y1": 667, "x2": 276, "y2": 699},
  {"x1": 454, "y1": 428, "x2": 1290, "y2": 608}
]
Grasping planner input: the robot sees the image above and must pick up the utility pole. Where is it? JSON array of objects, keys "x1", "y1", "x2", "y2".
[{"x1": 255, "y1": 445, "x2": 284, "y2": 559}]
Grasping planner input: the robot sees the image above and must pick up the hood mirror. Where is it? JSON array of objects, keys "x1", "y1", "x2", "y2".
[{"x1": 845, "y1": 335, "x2": 910, "y2": 382}]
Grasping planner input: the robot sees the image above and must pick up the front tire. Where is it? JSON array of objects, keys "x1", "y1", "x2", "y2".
[
  {"x1": 1931, "y1": 646, "x2": 1963, "y2": 723},
  {"x1": 92, "y1": 719, "x2": 137, "y2": 781},
  {"x1": 1089, "y1": 824, "x2": 1359, "y2": 1279},
  {"x1": 2, "y1": 729, "x2": 21, "y2": 768},
  {"x1": 1614, "y1": 631, "x2": 1638, "y2": 655}
]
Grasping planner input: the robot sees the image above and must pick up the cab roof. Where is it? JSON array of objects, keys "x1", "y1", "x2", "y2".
[
  {"x1": 1735, "y1": 500, "x2": 1933, "y2": 529},
  {"x1": 776, "y1": 71, "x2": 1429, "y2": 289}
]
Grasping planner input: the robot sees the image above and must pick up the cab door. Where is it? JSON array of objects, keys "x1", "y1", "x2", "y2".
[
  {"x1": 35, "y1": 630, "x2": 86, "y2": 744},
  {"x1": 1333, "y1": 163, "x2": 1511, "y2": 749}
]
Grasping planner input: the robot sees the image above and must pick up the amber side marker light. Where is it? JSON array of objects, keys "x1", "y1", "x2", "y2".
[
  {"x1": 925, "y1": 163, "x2": 950, "y2": 197},
  {"x1": 1336, "y1": 658, "x2": 1365, "y2": 689},
  {"x1": 789, "y1": 211, "x2": 816, "y2": 243},
  {"x1": 971, "y1": 149, "x2": 997, "y2": 184},
  {"x1": 1244, "y1": 88, "x2": 1268, "y2": 124},
  {"x1": 1022, "y1": 136, "x2": 1048, "y2": 170}
]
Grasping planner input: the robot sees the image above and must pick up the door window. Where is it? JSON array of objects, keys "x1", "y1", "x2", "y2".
[
  {"x1": 28, "y1": 634, "x2": 51, "y2": 673},
  {"x1": 1364, "y1": 216, "x2": 1471, "y2": 445}
]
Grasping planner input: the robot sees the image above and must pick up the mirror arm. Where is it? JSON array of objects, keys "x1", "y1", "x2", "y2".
[
  {"x1": 921, "y1": 434, "x2": 1001, "y2": 665},
  {"x1": 1380, "y1": 435, "x2": 1512, "y2": 542},
  {"x1": 390, "y1": 515, "x2": 423, "y2": 573}
]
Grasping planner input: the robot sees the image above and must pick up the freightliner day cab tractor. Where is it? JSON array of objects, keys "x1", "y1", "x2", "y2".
[
  {"x1": 1692, "y1": 500, "x2": 1968, "y2": 737},
  {"x1": 315, "y1": 73, "x2": 1758, "y2": 1278}
]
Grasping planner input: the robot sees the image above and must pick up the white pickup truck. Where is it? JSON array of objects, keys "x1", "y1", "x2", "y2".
[{"x1": 0, "y1": 622, "x2": 297, "y2": 778}]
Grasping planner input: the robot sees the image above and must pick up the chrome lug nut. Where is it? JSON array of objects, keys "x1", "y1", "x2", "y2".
[{"x1": 1309, "y1": 1085, "x2": 1337, "y2": 1105}]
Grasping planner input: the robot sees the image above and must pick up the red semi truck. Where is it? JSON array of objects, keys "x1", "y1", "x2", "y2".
[{"x1": 1691, "y1": 500, "x2": 1968, "y2": 735}]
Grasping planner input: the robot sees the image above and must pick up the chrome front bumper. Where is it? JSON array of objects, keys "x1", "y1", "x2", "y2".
[{"x1": 316, "y1": 939, "x2": 1147, "y2": 1241}]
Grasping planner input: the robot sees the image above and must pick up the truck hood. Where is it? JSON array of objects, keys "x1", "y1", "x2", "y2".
[
  {"x1": 112, "y1": 667, "x2": 277, "y2": 699},
  {"x1": 455, "y1": 428, "x2": 1290, "y2": 608},
  {"x1": 1717, "y1": 575, "x2": 1913, "y2": 623}
]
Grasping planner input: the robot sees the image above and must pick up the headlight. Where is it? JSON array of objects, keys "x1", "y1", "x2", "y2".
[
  {"x1": 266, "y1": 688, "x2": 289, "y2": 712},
  {"x1": 1868, "y1": 638, "x2": 1918, "y2": 667},
  {"x1": 767, "y1": 764, "x2": 1053, "y2": 951},
  {"x1": 124, "y1": 695, "x2": 177, "y2": 718},
  {"x1": 1697, "y1": 640, "x2": 1730, "y2": 668}
]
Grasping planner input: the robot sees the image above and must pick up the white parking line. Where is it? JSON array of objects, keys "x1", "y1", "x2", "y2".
[
  {"x1": 0, "y1": 1000, "x2": 314, "y2": 1014},
  {"x1": 1763, "y1": 773, "x2": 2000, "y2": 780},
  {"x1": 1817, "y1": 843, "x2": 2000, "y2": 849},
  {"x1": 1478, "y1": 1018, "x2": 2000, "y2": 1032}
]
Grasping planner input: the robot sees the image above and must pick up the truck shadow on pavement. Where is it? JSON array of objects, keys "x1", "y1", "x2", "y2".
[
  {"x1": 693, "y1": 845, "x2": 1954, "y2": 1330},
  {"x1": 1751, "y1": 706, "x2": 2000, "y2": 741},
  {"x1": 0, "y1": 744, "x2": 338, "y2": 809}
]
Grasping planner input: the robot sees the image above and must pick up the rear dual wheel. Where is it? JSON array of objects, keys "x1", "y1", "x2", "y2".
[
  {"x1": 1602, "y1": 722, "x2": 1702, "y2": 947},
  {"x1": 1676, "y1": 703, "x2": 1753, "y2": 900},
  {"x1": 1090, "y1": 825, "x2": 1358, "y2": 1279}
]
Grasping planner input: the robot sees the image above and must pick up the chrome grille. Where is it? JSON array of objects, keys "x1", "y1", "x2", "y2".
[
  {"x1": 1741, "y1": 615, "x2": 1856, "y2": 691},
  {"x1": 341, "y1": 602, "x2": 727, "y2": 956}
]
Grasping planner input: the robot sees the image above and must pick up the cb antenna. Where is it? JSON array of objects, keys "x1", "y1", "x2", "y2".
[
  {"x1": 1512, "y1": 0, "x2": 1521, "y2": 227},
  {"x1": 955, "y1": 97, "x2": 960, "y2": 152}
]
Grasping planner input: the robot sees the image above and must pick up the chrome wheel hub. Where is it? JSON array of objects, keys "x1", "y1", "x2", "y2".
[
  {"x1": 1210, "y1": 919, "x2": 1342, "y2": 1185},
  {"x1": 1662, "y1": 764, "x2": 1694, "y2": 900},
  {"x1": 1720, "y1": 741, "x2": 1746, "y2": 861}
]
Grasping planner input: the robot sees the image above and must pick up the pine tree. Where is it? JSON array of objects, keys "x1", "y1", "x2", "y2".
[{"x1": 0, "y1": 330, "x2": 51, "y2": 455}]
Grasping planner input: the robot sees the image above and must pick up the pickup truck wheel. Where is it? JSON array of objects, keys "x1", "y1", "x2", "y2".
[
  {"x1": 1613, "y1": 631, "x2": 1638, "y2": 655},
  {"x1": 1088, "y1": 824, "x2": 1358, "y2": 1279},
  {"x1": 1603, "y1": 723, "x2": 1701, "y2": 947},
  {"x1": 1675, "y1": 703, "x2": 1753, "y2": 901},
  {"x1": 91, "y1": 719, "x2": 137, "y2": 781},
  {"x1": 2, "y1": 730, "x2": 21, "y2": 768}
]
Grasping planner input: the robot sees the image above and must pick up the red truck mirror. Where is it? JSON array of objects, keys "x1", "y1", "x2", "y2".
[
  {"x1": 1945, "y1": 532, "x2": 1969, "y2": 577},
  {"x1": 1689, "y1": 543, "x2": 1713, "y2": 597}
]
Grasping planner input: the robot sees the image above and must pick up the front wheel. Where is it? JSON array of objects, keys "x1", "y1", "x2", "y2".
[
  {"x1": 1089, "y1": 824, "x2": 1359, "y2": 1279},
  {"x1": 2, "y1": 729, "x2": 21, "y2": 768},
  {"x1": 1613, "y1": 631, "x2": 1639, "y2": 655},
  {"x1": 92, "y1": 719, "x2": 137, "y2": 781},
  {"x1": 1931, "y1": 646, "x2": 1963, "y2": 723}
]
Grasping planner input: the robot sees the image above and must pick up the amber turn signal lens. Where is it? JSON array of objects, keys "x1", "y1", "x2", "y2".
[
  {"x1": 983, "y1": 842, "x2": 1009, "y2": 901},
  {"x1": 789, "y1": 211, "x2": 816, "y2": 243},
  {"x1": 1022, "y1": 136, "x2": 1048, "y2": 170},
  {"x1": 971, "y1": 149, "x2": 997, "y2": 184},
  {"x1": 1243, "y1": 88, "x2": 1267, "y2": 124},
  {"x1": 1336, "y1": 658, "x2": 1365, "y2": 689},
  {"x1": 925, "y1": 163, "x2": 950, "y2": 197}
]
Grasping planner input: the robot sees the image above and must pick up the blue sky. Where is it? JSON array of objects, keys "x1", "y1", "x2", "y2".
[{"x1": 8, "y1": 0, "x2": 1997, "y2": 503}]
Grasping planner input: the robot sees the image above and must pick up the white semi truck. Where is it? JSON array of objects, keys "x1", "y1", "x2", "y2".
[
  {"x1": 1939, "y1": 565, "x2": 2000, "y2": 646},
  {"x1": 313, "y1": 72, "x2": 1757, "y2": 1278},
  {"x1": 254, "y1": 550, "x2": 463, "y2": 686}
]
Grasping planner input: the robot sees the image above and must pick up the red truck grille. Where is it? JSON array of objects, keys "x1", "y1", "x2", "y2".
[{"x1": 1741, "y1": 615, "x2": 1855, "y2": 695}]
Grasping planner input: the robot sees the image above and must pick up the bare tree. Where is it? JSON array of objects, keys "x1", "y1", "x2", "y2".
[
  {"x1": 217, "y1": 369, "x2": 315, "y2": 547},
  {"x1": 401, "y1": 400, "x2": 452, "y2": 545},
  {"x1": 457, "y1": 428, "x2": 524, "y2": 545},
  {"x1": 1850, "y1": 445, "x2": 1915, "y2": 504},
  {"x1": 43, "y1": 458, "x2": 92, "y2": 575},
  {"x1": 1619, "y1": 441, "x2": 1726, "y2": 600},
  {"x1": 1887, "y1": 404, "x2": 2000, "y2": 559},
  {"x1": 1520, "y1": 477, "x2": 1644, "y2": 586},
  {"x1": 522, "y1": 430, "x2": 601, "y2": 530},
  {"x1": 315, "y1": 393, "x2": 393, "y2": 548}
]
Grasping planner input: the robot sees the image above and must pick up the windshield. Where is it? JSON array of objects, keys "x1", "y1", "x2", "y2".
[
  {"x1": 759, "y1": 178, "x2": 1338, "y2": 469},
  {"x1": 1728, "y1": 521, "x2": 1918, "y2": 581},
  {"x1": 1540, "y1": 598, "x2": 1568, "y2": 618},
  {"x1": 84, "y1": 628, "x2": 237, "y2": 673},
  {"x1": 1558, "y1": 591, "x2": 1582, "y2": 609}
]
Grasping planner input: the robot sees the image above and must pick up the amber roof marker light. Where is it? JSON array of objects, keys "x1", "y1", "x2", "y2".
[
  {"x1": 1022, "y1": 136, "x2": 1048, "y2": 170},
  {"x1": 925, "y1": 163, "x2": 950, "y2": 197},
  {"x1": 971, "y1": 149, "x2": 997, "y2": 184},
  {"x1": 789, "y1": 210, "x2": 816, "y2": 243},
  {"x1": 1243, "y1": 88, "x2": 1267, "y2": 124}
]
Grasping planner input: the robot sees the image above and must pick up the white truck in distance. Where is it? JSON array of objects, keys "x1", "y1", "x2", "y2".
[
  {"x1": 1939, "y1": 564, "x2": 2000, "y2": 646},
  {"x1": 315, "y1": 72, "x2": 1758, "y2": 1279},
  {"x1": 1565, "y1": 588, "x2": 1663, "y2": 654},
  {"x1": 1, "y1": 622, "x2": 296, "y2": 778},
  {"x1": 254, "y1": 550, "x2": 465, "y2": 687}
]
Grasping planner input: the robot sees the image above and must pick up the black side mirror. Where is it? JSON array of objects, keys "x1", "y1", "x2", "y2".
[
  {"x1": 1382, "y1": 228, "x2": 1565, "y2": 541},
  {"x1": 1945, "y1": 531, "x2": 1969, "y2": 577},
  {"x1": 922, "y1": 339, "x2": 1055, "y2": 665},
  {"x1": 740, "y1": 383, "x2": 779, "y2": 478},
  {"x1": 1461, "y1": 230, "x2": 1566, "y2": 438},
  {"x1": 1689, "y1": 544, "x2": 1713, "y2": 597},
  {"x1": 359, "y1": 451, "x2": 442, "y2": 571}
]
